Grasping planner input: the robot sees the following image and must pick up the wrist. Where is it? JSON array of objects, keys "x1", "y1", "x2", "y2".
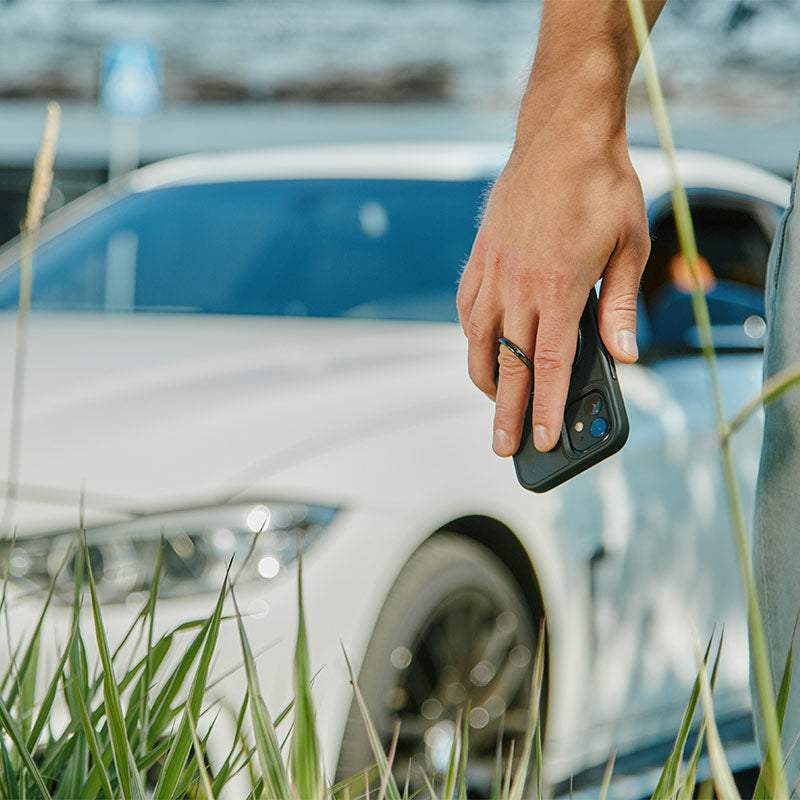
[{"x1": 514, "y1": 51, "x2": 631, "y2": 151}]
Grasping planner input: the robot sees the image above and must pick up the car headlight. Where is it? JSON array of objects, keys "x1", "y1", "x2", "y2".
[{"x1": 0, "y1": 502, "x2": 337, "y2": 605}]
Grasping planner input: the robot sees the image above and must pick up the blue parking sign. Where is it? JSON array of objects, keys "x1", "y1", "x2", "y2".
[{"x1": 101, "y1": 41, "x2": 163, "y2": 117}]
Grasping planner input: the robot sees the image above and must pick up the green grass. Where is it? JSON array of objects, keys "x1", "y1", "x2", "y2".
[
  {"x1": 0, "y1": 533, "x2": 548, "y2": 800},
  {"x1": 0, "y1": 541, "x2": 773, "y2": 800}
]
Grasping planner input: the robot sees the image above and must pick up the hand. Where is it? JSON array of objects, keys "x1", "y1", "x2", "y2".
[{"x1": 456, "y1": 127, "x2": 650, "y2": 457}]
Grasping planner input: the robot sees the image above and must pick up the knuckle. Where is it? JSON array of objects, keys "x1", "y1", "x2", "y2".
[
  {"x1": 538, "y1": 269, "x2": 571, "y2": 300},
  {"x1": 533, "y1": 344, "x2": 565, "y2": 376},
  {"x1": 627, "y1": 225, "x2": 652, "y2": 265},
  {"x1": 493, "y1": 401, "x2": 524, "y2": 434},
  {"x1": 497, "y1": 347, "x2": 532, "y2": 378},
  {"x1": 466, "y1": 317, "x2": 495, "y2": 349},
  {"x1": 486, "y1": 249, "x2": 505, "y2": 277},
  {"x1": 609, "y1": 293, "x2": 639, "y2": 316},
  {"x1": 505, "y1": 255, "x2": 536, "y2": 294}
]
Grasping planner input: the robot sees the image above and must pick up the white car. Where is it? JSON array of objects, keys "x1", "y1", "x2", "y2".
[{"x1": 0, "y1": 143, "x2": 789, "y2": 793}]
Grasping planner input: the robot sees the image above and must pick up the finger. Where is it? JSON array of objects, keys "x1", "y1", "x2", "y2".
[
  {"x1": 493, "y1": 318, "x2": 536, "y2": 457},
  {"x1": 456, "y1": 243, "x2": 486, "y2": 336},
  {"x1": 466, "y1": 291, "x2": 503, "y2": 400},
  {"x1": 598, "y1": 233, "x2": 650, "y2": 363},
  {"x1": 530, "y1": 302, "x2": 582, "y2": 453}
]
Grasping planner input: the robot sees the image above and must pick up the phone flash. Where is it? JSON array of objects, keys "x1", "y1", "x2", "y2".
[{"x1": 574, "y1": 421, "x2": 584, "y2": 433}]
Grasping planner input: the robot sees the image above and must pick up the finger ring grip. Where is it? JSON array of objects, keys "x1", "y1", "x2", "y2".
[{"x1": 498, "y1": 337, "x2": 533, "y2": 372}]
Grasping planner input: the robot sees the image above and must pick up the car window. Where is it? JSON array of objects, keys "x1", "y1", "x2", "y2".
[
  {"x1": 641, "y1": 195, "x2": 781, "y2": 353},
  {"x1": 0, "y1": 178, "x2": 489, "y2": 323}
]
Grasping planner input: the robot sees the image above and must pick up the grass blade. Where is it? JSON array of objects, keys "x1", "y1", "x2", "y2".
[
  {"x1": 153, "y1": 570, "x2": 227, "y2": 800},
  {"x1": 651, "y1": 633, "x2": 716, "y2": 800},
  {"x1": 211, "y1": 692, "x2": 251, "y2": 797},
  {"x1": 139, "y1": 537, "x2": 163, "y2": 762},
  {"x1": 728, "y1": 363, "x2": 800, "y2": 438},
  {"x1": 490, "y1": 722, "x2": 503, "y2": 800},
  {"x1": 676, "y1": 636, "x2": 726, "y2": 800},
  {"x1": 597, "y1": 750, "x2": 616, "y2": 800},
  {"x1": 508, "y1": 622, "x2": 546, "y2": 800},
  {"x1": 0, "y1": 692, "x2": 53, "y2": 799},
  {"x1": 377, "y1": 723, "x2": 401, "y2": 800},
  {"x1": 71, "y1": 530, "x2": 83, "y2": 622},
  {"x1": 231, "y1": 585, "x2": 292, "y2": 800},
  {"x1": 457, "y1": 705, "x2": 469, "y2": 800},
  {"x1": 290, "y1": 558, "x2": 323, "y2": 800},
  {"x1": 692, "y1": 627, "x2": 741, "y2": 800},
  {"x1": 5, "y1": 543, "x2": 70, "y2": 711},
  {"x1": 85, "y1": 537, "x2": 134, "y2": 800},
  {"x1": 26, "y1": 615, "x2": 79, "y2": 750},
  {"x1": 187, "y1": 703, "x2": 216, "y2": 800},
  {"x1": 0, "y1": 732, "x2": 20, "y2": 800},
  {"x1": 535, "y1": 716, "x2": 543, "y2": 800},
  {"x1": 147, "y1": 623, "x2": 210, "y2": 748},
  {"x1": 422, "y1": 770, "x2": 440, "y2": 800},
  {"x1": 697, "y1": 779, "x2": 714, "y2": 800},
  {"x1": 754, "y1": 618, "x2": 797, "y2": 800},
  {"x1": 442, "y1": 709, "x2": 461, "y2": 800},
  {"x1": 75, "y1": 683, "x2": 115, "y2": 800},
  {"x1": 332, "y1": 764, "x2": 380, "y2": 799},
  {"x1": 342, "y1": 645, "x2": 402, "y2": 800},
  {"x1": 500, "y1": 739, "x2": 514, "y2": 800}
]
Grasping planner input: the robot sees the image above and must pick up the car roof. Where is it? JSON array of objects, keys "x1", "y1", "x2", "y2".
[{"x1": 126, "y1": 141, "x2": 791, "y2": 208}]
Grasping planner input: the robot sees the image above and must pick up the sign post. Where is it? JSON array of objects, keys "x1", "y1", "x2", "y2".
[{"x1": 100, "y1": 40, "x2": 163, "y2": 181}]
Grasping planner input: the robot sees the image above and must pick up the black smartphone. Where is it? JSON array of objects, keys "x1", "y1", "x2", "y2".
[{"x1": 512, "y1": 288, "x2": 629, "y2": 493}]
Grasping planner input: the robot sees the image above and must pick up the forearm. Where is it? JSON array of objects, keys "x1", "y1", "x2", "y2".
[{"x1": 515, "y1": 0, "x2": 667, "y2": 146}]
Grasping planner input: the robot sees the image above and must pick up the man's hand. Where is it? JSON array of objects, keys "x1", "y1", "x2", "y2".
[{"x1": 457, "y1": 0, "x2": 664, "y2": 457}]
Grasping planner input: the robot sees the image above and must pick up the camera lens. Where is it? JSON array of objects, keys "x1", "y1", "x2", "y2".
[
  {"x1": 590, "y1": 417, "x2": 609, "y2": 438},
  {"x1": 584, "y1": 394, "x2": 602, "y2": 416}
]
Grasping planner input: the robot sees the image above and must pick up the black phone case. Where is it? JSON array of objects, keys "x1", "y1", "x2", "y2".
[{"x1": 512, "y1": 289, "x2": 629, "y2": 493}]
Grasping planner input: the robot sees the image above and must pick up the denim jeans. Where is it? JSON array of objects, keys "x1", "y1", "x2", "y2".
[{"x1": 752, "y1": 155, "x2": 800, "y2": 789}]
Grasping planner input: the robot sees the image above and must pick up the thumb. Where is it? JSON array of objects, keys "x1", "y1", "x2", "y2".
[{"x1": 598, "y1": 246, "x2": 647, "y2": 364}]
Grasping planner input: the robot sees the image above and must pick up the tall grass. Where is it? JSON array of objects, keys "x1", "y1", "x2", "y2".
[
  {"x1": 0, "y1": 528, "x2": 552, "y2": 800},
  {"x1": 627, "y1": 0, "x2": 800, "y2": 796},
  {"x1": 2, "y1": 101, "x2": 60, "y2": 534}
]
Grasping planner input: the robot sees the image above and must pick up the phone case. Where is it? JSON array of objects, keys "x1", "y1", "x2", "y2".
[{"x1": 512, "y1": 289, "x2": 629, "y2": 493}]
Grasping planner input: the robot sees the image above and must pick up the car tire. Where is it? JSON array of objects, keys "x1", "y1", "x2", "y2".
[{"x1": 336, "y1": 533, "x2": 541, "y2": 793}]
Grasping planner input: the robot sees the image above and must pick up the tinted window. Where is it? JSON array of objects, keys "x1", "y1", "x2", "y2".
[
  {"x1": 0, "y1": 179, "x2": 488, "y2": 322},
  {"x1": 642, "y1": 198, "x2": 778, "y2": 351}
]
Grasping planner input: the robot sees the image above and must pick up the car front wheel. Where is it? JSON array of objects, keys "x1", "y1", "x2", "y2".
[{"x1": 337, "y1": 533, "x2": 542, "y2": 794}]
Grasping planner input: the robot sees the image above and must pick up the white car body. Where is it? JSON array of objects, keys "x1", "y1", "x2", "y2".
[{"x1": 0, "y1": 143, "x2": 790, "y2": 789}]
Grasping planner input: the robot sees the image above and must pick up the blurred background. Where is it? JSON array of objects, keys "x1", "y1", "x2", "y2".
[{"x1": 2, "y1": 0, "x2": 800, "y2": 245}]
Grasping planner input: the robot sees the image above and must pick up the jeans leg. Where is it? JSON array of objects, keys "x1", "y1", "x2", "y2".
[{"x1": 752, "y1": 155, "x2": 800, "y2": 789}]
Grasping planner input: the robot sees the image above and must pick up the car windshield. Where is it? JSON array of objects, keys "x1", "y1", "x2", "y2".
[{"x1": 0, "y1": 178, "x2": 489, "y2": 322}]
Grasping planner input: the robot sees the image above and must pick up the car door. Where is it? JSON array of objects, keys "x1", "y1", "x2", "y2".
[{"x1": 576, "y1": 191, "x2": 781, "y2": 752}]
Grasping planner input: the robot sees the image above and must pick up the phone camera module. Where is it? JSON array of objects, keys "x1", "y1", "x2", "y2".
[{"x1": 566, "y1": 391, "x2": 612, "y2": 453}]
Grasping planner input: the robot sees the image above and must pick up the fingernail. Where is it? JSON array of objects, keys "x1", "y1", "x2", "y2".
[
  {"x1": 617, "y1": 329, "x2": 638, "y2": 360},
  {"x1": 493, "y1": 428, "x2": 512, "y2": 456},
  {"x1": 533, "y1": 425, "x2": 550, "y2": 452}
]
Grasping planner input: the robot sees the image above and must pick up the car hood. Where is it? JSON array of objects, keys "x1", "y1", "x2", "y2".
[{"x1": 0, "y1": 312, "x2": 474, "y2": 533}]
